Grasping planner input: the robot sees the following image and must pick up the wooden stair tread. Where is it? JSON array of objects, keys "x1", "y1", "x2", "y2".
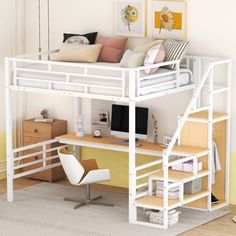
[
  {"x1": 183, "y1": 190, "x2": 209, "y2": 204},
  {"x1": 150, "y1": 169, "x2": 210, "y2": 183},
  {"x1": 135, "y1": 196, "x2": 181, "y2": 210},
  {"x1": 186, "y1": 111, "x2": 228, "y2": 122},
  {"x1": 167, "y1": 145, "x2": 209, "y2": 156}
]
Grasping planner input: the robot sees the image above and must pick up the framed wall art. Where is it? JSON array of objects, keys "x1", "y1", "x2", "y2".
[
  {"x1": 114, "y1": 0, "x2": 146, "y2": 37},
  {"x1": 152, "y1": 0, "x2": 187, "y2": 40}
]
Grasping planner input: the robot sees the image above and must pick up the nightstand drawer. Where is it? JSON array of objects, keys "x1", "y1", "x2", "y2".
[
  {"x1": 23, "y1": 122, "x2": 51, "y2": 139},
  {"x1": 23, "y1": 136, "x2": 48, "y2": 148}
]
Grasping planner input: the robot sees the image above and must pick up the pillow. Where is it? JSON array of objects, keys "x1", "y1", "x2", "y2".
[
  {"x1": 63, "y1": 32, "x2": 98, "y2": 45},
  {"x1": 163, "y1": 39, "x2": 190, "y2": 70},
  {"x1": 57, "y1": 43, "x2": 102, "y2": 63},
  {"x1": 120, "y1": 50, "x2": 145, "y2": 68},
  {"x1": 133, "y1": 39, "x2": 163, "y2": 54},
  {"x1": 144, "y1": 44, "x2": 165, "y2": 74},
  {"x1": 96, "y1": 36, "x2": 128, "y2": 63},
  {"x1": 126, "y1": 37, "x2": 156, "y2": 51}
]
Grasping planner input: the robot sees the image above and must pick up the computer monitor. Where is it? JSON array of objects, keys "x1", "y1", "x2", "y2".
[{"x1": 111, "y1": 104, "x2": 149, "y2": 140}]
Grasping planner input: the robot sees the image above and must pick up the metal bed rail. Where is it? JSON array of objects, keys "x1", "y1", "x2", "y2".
[
  {"x1": 12, "y1": 139, "x2": 67, "y2": 179},
  {"x1": 6, "y1": 50, "x2": 196, "y2": 103}
]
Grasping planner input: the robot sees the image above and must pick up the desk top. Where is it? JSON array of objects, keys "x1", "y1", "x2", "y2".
[{"x1": 56, "y1": 133, "x2": 209, "y2": 157}]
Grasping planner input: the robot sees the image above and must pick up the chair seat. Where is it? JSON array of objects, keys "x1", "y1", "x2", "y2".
[{"x1": 79, "y1": 169, "x2": 111, "y2": 185}]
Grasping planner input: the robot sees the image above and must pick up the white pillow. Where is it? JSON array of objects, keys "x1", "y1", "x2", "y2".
[
  {"x1": 120, "y1": 50, "x2": 145, "y2": 68},
  {"x1": 144, "y1": 44, "x2": 165, "y2": 74},
  {"x1": 133, "y1": 39, "x2": 163, "y2": 54}
]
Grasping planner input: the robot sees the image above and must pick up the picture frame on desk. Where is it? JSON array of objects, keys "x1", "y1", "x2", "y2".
[{"x1": 92, "y1": 109, "x2": 110, "y2": 127}]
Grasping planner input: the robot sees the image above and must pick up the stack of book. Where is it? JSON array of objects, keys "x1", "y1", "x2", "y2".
[{"x1": 156, "y1": 181, "x2": 180, "y2": 199}]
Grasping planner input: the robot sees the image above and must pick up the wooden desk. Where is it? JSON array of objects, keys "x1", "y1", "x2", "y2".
[
  {"x1": 56, "y1": 133, "x2": 165, "y2": 157},
  {"x1": 56, "y1": 133, "x2": 208, "y2": 157}
]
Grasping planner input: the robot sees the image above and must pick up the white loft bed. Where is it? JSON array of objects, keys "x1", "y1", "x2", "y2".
[{"x1": 4, "y1": 49, "x2": 231, "y2": 229}]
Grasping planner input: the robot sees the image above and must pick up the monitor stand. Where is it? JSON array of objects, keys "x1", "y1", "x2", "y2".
[{"x1": 112, "y1": 138, "x2": 141, "y2": 147}]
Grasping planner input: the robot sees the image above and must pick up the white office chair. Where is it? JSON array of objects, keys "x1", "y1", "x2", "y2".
[{"x1": 58, "y1": 147, "x2": 113, "y2": 209}]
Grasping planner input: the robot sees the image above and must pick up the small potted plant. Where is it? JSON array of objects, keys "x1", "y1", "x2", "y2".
[{"x1": 152, "y1": 114, "x2": 158, "y2": 144}]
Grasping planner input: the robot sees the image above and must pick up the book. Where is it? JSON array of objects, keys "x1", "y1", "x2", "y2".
[{"x1": 34, "y1": 117, "x2": 54, "y2": 123}]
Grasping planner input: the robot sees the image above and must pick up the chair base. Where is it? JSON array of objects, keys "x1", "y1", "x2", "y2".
[
  {"x1": 64, "y1": 184, "x2": 113, "y2": 209},
  {"x1": 64, "y1": 196, "x2": 113, "y2": 209}
]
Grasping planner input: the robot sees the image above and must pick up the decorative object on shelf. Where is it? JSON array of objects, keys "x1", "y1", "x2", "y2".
[
  {"x1": 41, "y1": 109, "x2": 49, "y2": 119},
  {"x1": 114, "y1": 0, "x2": 146, "y2": 37},
  {"x1": 34, "y1": 109, "x2": 54, "y2": 123},
  {"x1": 91, "y1": 100, "x2": 112, "y2": 137},
  {"x1": 152, "y1": 114, "x2": 158, "y2": 143},
  {"x1": 75, "y1": 115, "x2": 85, "y2": 137},
  {"x1": 93, "y1": 129, "x2": 102, "y2": 138},
  {"x1": 93, "y1": 109, "x2": 110, "y2": 127},
  {"x1": 152, "y1": 0, "x2": 187, "y2": 40}
]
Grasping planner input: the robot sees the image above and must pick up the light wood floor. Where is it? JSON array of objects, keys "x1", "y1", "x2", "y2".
[{"x1": 0, "y1": 178, "x2": 235, "y2": 235}]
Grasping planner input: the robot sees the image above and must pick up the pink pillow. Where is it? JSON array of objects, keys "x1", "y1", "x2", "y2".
[
  {"x1": 144, "y1": 44, "x2": 165, "y2": 74},
  {"x1": 96, "y1": 36, "x2": 128, "y2": 63}
]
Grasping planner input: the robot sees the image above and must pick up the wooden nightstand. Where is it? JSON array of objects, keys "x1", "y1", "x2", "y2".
[{"x1": 22, "y1": 119, "x2": 67, "y2": 182}]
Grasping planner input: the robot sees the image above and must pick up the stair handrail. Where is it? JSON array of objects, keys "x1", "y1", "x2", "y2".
[
  {"x1": 165, "y1": 65, "x2": 212, "y2": 157},
  {"x1": 164, "y1": 58, "x2": 231, "y2": 160}
]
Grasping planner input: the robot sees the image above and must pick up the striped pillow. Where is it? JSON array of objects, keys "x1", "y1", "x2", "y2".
[{"x1": 163, "y1": 39, "x2": 190, "y2": 70}]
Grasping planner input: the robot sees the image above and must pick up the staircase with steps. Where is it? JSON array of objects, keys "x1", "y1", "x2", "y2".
[{"x1": 132, "y1": 58, "x2": 231, "y2": 229}]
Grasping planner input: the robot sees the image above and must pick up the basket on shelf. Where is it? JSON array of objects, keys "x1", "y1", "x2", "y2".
[{"x1": 146, "y1": 210, "x2": 181, "y2": 225}]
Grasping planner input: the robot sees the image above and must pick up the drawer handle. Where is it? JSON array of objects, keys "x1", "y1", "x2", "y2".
[
  {"x1": 34, "y1": 129, "x2": 38, "y2": 133},
  {"x1": 35, "y1": 156, "x2": 38, "y2": 160}
]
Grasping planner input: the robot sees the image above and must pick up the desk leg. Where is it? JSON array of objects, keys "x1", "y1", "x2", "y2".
[{"x1": 73, "y1": 145, "x2": 81, "y2": 160}]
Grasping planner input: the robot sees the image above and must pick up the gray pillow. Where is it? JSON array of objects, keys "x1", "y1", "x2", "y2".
[{"x1": 120, "y1": 50, "x2": 145, "y2": 68}]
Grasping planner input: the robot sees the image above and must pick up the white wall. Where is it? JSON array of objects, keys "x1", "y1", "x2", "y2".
[
  {"x1": 23, "y1": 0, "x2": 236, "y2": 150},
  {"x1": 0, "y1": 0, "x2": 16, "y2": 132}
]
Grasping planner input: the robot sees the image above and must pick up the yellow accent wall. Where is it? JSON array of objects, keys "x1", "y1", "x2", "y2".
[
  {"x1": 0, "y1": 132, "x2": 6, "y2": 179},
  {"x1": 230, "y1": 153, "x2": 236, "y2": 205},
  {"x1": 81, "y1": 147, "x2": 161, "y2": 188}
]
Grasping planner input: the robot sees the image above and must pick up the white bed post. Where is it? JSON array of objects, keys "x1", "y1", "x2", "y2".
[
  {"x1": 207, "y1": 68, "x2": 214, "y2": 210},
  {"x1": 74, "y1": 97, "x2": 81, "y2": 158},
  {"x1": 163, "y1": 152, "x2": 169, "y2": 229},
  {"x1": 5, "y1": 58, "x2": 14, "y2": 202},
  {"x1": 225, "y1": 61, "x2": 231, "y2": 205},
  {"x1": 129, "y1": 69, "x2": 137, "y2": 223}
]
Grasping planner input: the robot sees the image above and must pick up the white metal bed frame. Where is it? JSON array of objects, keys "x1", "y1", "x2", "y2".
[{"x1": 4, "y1": 50, "x2": 231, "y2": 229}]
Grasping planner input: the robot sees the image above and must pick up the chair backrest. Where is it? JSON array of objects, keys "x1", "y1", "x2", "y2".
[{"x1": 58, "y1": 147, "x2": 85, "y2": 185}]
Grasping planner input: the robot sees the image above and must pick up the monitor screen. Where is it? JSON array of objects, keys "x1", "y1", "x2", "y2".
[{"x1": 111, "y1": 104, "x2": 149, "y2": 139}]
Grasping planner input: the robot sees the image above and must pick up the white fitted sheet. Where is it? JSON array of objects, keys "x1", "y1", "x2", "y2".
[{"x1": 16, "y1": 62, "x2": 193, "y2": 97}]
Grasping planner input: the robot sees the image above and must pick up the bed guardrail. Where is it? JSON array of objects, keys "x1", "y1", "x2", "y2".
[
  {"x1": 12, "y1": 139, "x2": 67, "y2": 179},
  {"x1": 6, "y1": 50, "x2": 196, "y2": 102}
]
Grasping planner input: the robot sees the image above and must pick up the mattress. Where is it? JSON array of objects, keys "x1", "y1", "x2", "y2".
[{"x1": 16, "y1": 62, "x2": 193, "y2": 97}]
